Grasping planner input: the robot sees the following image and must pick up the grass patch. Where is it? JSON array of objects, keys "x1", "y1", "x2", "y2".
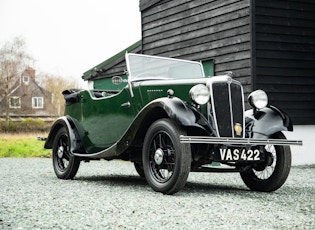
[{"x1": 0, "y1": 133, "x2": 51, "y2": 158}]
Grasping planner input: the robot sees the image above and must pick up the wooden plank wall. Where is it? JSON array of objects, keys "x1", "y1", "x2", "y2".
[
  {"x1": 140, "y1": 0, "x2": 252, "y2": 94},
  {"x1": 254, "y1": 0, "x2": 315, "y2": 125}
]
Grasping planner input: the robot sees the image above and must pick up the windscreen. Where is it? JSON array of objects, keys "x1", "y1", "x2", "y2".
[{"x1": 127, "y1": 54, "x2": 205, "y2": 81}]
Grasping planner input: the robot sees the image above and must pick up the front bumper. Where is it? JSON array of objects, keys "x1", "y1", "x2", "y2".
[{"x1": 180, "y1": 136, "x2": 303, "y2": 146}]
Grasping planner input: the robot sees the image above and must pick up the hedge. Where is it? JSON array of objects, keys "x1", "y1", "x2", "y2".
[{"x1": 0, "y1": 118, "x2": 51, "y2": 133}]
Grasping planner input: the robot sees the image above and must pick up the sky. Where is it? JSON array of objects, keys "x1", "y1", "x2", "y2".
[{"x1": 0, "y1": 0, "x2": 141, "y2": 85}]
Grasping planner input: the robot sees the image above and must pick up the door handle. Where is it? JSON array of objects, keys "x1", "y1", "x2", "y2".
[{"x1": 121, "y1": 102, "x2": 131, "y2": 107}]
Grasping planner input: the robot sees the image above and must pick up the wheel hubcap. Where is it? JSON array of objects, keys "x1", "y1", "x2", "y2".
[
  {"x1": 154, "y1": 148, "x2": 164, "y2": 165},
  {"x1": 57, "y1": 146, "x2": 64, "y2": 158},
  {"x1": 266, "y1": 151, "x2": 274, "y2": 166}
]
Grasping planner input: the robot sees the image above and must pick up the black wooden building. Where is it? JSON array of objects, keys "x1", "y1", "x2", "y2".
[{"x1": 83, "y1": 0, "x2": 315, "y2": 125}]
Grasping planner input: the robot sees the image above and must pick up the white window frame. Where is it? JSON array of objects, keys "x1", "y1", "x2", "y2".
[
  {"x1": 22, "y1": 76, "x2": 29, "y2": 83},
  {"x1": 32, "y1": 97, "x2": 44, "y2": 109},
  {"x1": 9, "y1": 96, "x2": 21, "y2": 108}
]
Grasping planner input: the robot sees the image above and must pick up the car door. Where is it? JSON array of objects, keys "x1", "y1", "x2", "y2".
[{"x1": 80, "y1": 88, "x2": 135, "y2": 152}]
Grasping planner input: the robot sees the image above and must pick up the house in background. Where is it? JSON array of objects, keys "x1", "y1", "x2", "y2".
[
  {"x1": 82, "y1": 0, "x2": 315, "y2": 165},
  {"x1": 0, "y1": 67, "x2": 57, "y2": 120}
]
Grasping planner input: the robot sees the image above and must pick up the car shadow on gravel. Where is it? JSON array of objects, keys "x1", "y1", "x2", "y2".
[
  {"x1": 74, "y1": 174, "x2": 300, "y2": 198},
  {"x1": 75, "y1": 174, "x2": 148, "y2": 188},
  {"x1": 184, "y1": 181, "x2": 249, "y2": 195},
  {"x1": 75, "y1": 174, "x2": 252, "y2": 195}
]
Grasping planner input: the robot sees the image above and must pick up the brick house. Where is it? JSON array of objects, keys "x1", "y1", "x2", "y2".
[{"x1": 0, "y1": 67, "x2": 57, "y2": 120}]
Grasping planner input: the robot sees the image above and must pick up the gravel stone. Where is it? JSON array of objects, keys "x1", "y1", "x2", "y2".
[{"x1": 0, "y1": 158, "x2": 314, "y2": 229}]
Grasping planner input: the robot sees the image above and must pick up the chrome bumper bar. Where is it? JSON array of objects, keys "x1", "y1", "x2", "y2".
[{"x1": 179, "y1": 136, "x2": 303, "y2": 146}]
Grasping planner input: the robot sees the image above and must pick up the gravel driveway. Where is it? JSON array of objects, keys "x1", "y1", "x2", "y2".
[{"x1": 0, "y1": 158, "x2": 314, "y2": 229}]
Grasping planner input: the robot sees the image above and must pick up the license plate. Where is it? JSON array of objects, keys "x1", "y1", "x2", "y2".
[{"x1": 218, "y1": 148, "x2": 261, "y2": 162}]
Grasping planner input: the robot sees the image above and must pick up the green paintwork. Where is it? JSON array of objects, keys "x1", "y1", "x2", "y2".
[
  {"x1": 135, "y1": 82, "x2": 193, "y2": 105},
  {"x1": 133, "y1": 80, "x2": 208, "y2": 117},
  {"x1": 65, "y1": 78, "x2": 209, "y2": 153},
  {"x1": 93, "y1": 75, "x2": 128, "y2": 91},
  {"x1": 66, "y1": 88, "x2": 134, "y2": 153}
]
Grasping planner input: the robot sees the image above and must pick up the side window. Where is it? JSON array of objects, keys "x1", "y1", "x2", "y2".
[
  {"x1": 9, "y1": 97, "x2": 21, "y2": 108},
  {"x1": 202, "y1": 60, "x2": 214, "y2": 77},
  {"x1": 32, "y1": 97, "x2": 44, "y2": 108}
]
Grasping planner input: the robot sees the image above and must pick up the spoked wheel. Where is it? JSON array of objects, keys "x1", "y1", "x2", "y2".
[
  {"x1": 240, "y1": 132, "x2": 291, "y2": 192},
  {"x1": 52, "y1": 127, "x2": 80, "y2": 179},
  {"x1": 142, "y1": 119, "x2": 191, "y2": 195}
]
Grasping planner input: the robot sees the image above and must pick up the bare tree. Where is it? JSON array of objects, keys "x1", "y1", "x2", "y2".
[
  {"x1": 0, "y1": 37, "x2": 33, "y2": 122},
  {"x1": 39, "y1": 74, "x2": 78, "y2": 116}
]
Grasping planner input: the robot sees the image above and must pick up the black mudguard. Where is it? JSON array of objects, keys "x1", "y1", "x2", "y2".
[
  {"x1": 118, "y1": 97, "x2": 205, "y2": 151},
  {"x1": 245, "y1": 105, "x2": 293, "y2": 139},
  {"x1": 151, "y1": 96, "x2": 197, "y2": 126},
  {"x1": 133, "y1": 96, "x2": 202, "y2": 129},
  {"x1": 44, "y1": 116, "x2": 84, "y2": 153}
]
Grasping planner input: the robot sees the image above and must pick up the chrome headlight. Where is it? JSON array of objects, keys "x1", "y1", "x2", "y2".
[
  {"x1": 189, "y1": 84, "x2": 210, "y2": 105},
  {"x1": 248, "y1": 89, "x2": 268, "y2": 109}
]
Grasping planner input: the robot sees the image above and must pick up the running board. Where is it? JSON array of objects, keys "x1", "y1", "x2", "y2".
[
  {"x1": 180, "y1": 136, "x2": 303, "y2": 146},
  {"x1": 72, "y1": 143, "x2": 118, "y2": 159},
  {"x1": 192, "y1": 167, "x2": 242, "y2": 173}
]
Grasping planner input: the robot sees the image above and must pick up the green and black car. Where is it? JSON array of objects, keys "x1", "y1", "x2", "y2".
[{"x1": 45, "y1": 53, "x2": 302, "y2": 194}]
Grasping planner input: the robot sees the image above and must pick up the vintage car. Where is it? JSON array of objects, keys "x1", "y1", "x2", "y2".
[{"x1": 45, "y1": 53, "x2": 302, "y2": 194}]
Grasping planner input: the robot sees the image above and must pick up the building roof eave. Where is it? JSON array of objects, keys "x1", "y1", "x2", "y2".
[
  {"x1": 139, "y1": 0, "x2": 162, "y2": 11},
  {"x1": 82, "y1": 40, "x2": 142, "y2": 81}
]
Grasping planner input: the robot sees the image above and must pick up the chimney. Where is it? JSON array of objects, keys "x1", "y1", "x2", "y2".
[{"x1": 26, "y1": 67, "x2": 35, "y2": 79}]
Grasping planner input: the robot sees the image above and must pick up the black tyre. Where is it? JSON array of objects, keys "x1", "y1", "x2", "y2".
[
  {"x1": 134, "y1": 162, "x2": 145, "y2": 178},
  {"x1": 52, "y1": 127, "x2": 80, "y2": 179},
  {"x1": 240, "y1": 132, "x2": 291, "y2": 192},
  {"x1": 142, "y1": 119, "x2": 191, "y2": 195}
]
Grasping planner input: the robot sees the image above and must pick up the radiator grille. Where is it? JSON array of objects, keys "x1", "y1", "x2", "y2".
[{"x1": 209, "y1": 79, "x2": 244, "y2": 138}]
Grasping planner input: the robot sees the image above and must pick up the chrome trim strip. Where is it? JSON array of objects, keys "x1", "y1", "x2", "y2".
[
  {"x1": 227, "y1": 80, "x2": 234, "y2": 137},
  {"x1": 232, "y1": 79, "x2": 245, "y2": 138},
  {"x1": 125, "y1": 52, "x2": 134, "y2": 97},
  {"x1": 240, "y1": 82, "x2": 245, "y2": 138},
  {"x1": 134, "y1": 78, "x2": 208, "y2": 86},
  {"x1": 179, "y1": 135, "x2": 303, "y2": 146},
  {"x1": 207, "y1": 78, "x2": 220, "y2": 137}
]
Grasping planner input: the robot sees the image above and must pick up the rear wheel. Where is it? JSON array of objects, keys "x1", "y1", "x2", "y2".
[
  {"x1": 240, "y1": 132, "x2": 291, "y2": 192},
  {"x1": 52, "y1": 127, "x2": 80, "y2": 179},
  {"x1": 142, "y1": 119, "x2": 191, "y2": 195}
]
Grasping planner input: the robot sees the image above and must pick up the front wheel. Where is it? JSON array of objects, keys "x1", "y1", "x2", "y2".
[
  {"x1": 134, "y1": 162, "x2": 145, "y2": 178},
  {"x1": 240, "y1": 132, "x2": 291, "y2": 192},
  {"x1": 142, "y1": 119, "x2": 191, "y2": 195},
  {"x1": 52, "y1": 127, "x2": 80, "y2": 179}
]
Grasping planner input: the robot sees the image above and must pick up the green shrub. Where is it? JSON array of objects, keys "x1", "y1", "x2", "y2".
[
  {"x1": 0, "y1": 120, "x2": 18, "y2": 132},
  {"x1": 0, "y1": 118, "x2": 50, "y2": 133},
  {"x1": 19, "y1": 118, "x2": 46, "y2": 132}
]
